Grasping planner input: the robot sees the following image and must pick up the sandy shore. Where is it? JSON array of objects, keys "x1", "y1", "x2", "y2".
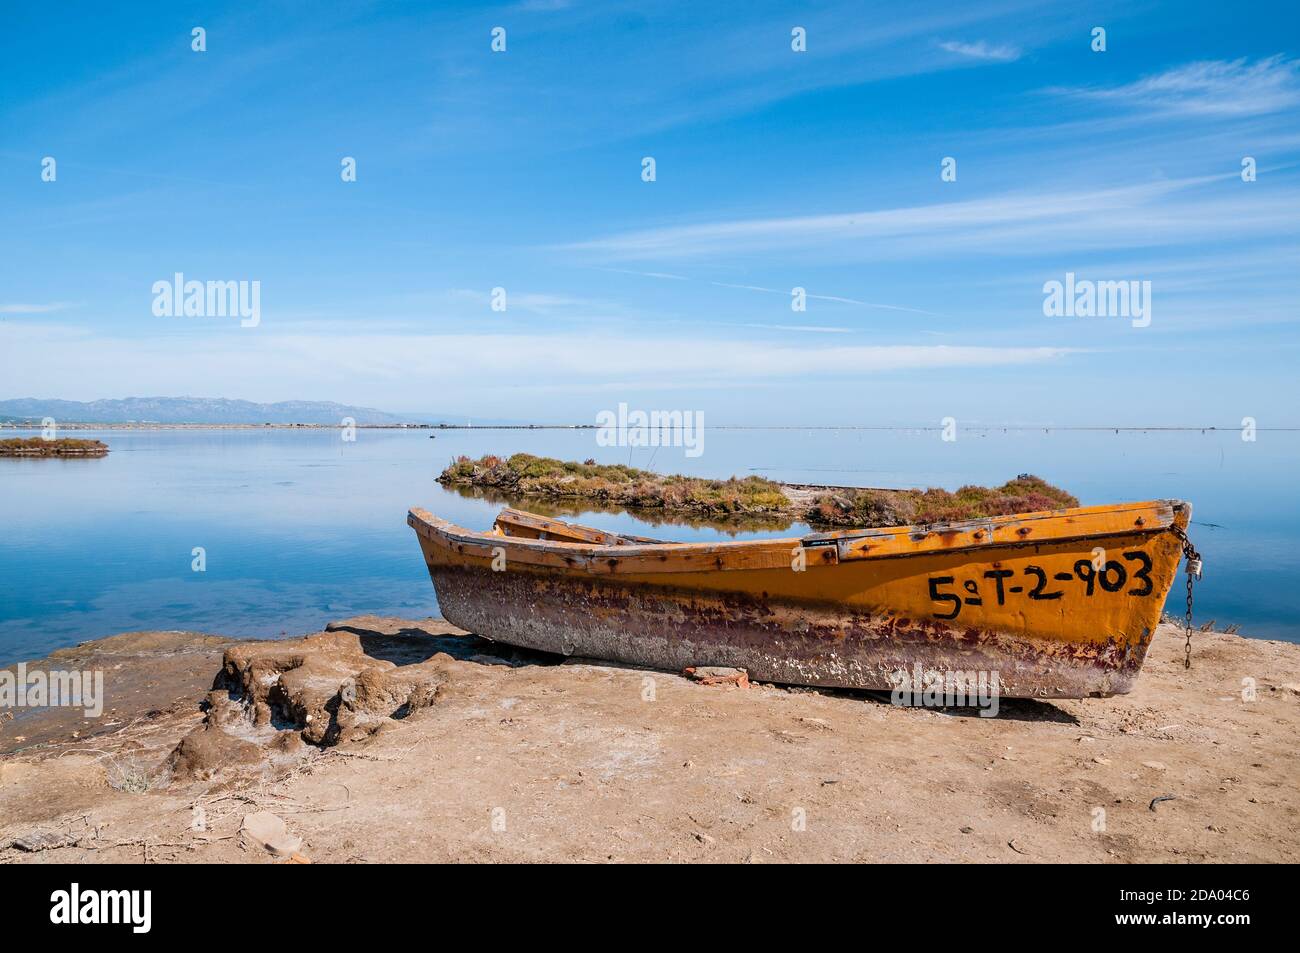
[{"x1": 2, "y1": 618, "x2": 1297, "y2": 863}]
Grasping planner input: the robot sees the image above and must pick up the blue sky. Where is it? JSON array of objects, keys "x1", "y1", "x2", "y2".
[{"x1": 1, "y1": 0, "x2": 1297, "y2": 425}]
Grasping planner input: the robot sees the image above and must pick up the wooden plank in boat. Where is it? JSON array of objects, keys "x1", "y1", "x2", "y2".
[{"x1": 494, "y1": 507, "x2": 662, "y2": 545}]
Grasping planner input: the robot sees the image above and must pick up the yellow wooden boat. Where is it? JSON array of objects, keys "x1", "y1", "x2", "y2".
[{"x1": 408, "y1": 499, "x2": 1193, "y2": 698}]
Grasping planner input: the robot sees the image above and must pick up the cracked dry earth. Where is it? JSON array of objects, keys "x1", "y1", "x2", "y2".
[{"x1": 1, "y1": 615, "x2": 1297, "y2": 863}]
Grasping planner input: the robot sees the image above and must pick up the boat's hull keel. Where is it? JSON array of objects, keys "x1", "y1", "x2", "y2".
[{"x1": 425, "y1": 562, "x2": 1151, "y2": 699}]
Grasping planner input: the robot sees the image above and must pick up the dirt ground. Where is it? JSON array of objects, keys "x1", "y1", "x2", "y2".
[{"x1": 2, "y1": 616, "x2": 1297, "y2": 863}]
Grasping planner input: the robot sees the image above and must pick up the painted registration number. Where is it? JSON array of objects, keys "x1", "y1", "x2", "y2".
[{"x1": 926, "y1": 551, "x2": 1154, "y2": 620}]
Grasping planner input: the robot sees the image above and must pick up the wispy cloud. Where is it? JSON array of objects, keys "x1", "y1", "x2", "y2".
[
  {"x1": 739, "y1": 324, "x2": 853, "y2": 334},
  {"x1": 564, "y1": 174, "x2": 1300, "y2": 261},
  {"x1": 589, "y1": 268, "x2": 935, "y2": 315},
  {"x1": 596, "y1": 268, "x2": 691, "y2": 282},
  {"x1": 0, "y1": 302, "x2": 74, "y2": 314},
  {"x1": 450, "y1": 288, "x2": 606, "y2": 316},
  {"x1": 0, "y1": 322, "x2": 1073, "y2": 403},
  {"x1": 1050, "y1": 56, "x2": 1300, "y2": 117},
  {"x1": 407, "y1": 1, "x2": 1062, "y2": 145},
  {"x1": 706, "y1": 281, "x2": 936, "y2": 315},
  {"x1": 939, "y1": 40, "x2": 1021, "y2": 62}
]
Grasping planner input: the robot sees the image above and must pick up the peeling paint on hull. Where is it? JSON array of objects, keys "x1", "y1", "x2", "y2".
[
  {"x1": 409, "y1": 501, "x2": 1190, "y2": 699},
  {"x1": 426, "y1": 563, "x2": 1147, "y2": 697}
]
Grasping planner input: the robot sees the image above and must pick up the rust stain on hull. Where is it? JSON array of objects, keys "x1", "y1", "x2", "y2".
[
  {"x1": 408, "y1": 501, "x2": 1190, "y2": 699},
  {"x1": 426, "y1": 562, "x2": 1149, "y2": 698}
]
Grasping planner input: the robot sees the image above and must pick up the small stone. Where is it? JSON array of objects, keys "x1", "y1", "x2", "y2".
[
  {"x1": 1093, "y1": 756, "x2": 1111, "y2": 765},
  {"x1": 683, "y1": 666, "x2": 749, "y2": 689},
  {"x1": 10, "y1": 830, "x2": 78, "y2": 852},
  {"x1": 240, "y1": 812, "x2": 303, "y2": 857},
  {"x1": 1141, "y1": 761, "x2": 1167, "y2": 771}
]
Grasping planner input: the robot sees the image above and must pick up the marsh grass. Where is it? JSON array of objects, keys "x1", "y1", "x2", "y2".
[
  {"x1": 0, "y1": 437, "x2": 109, "y2": 456},
  {"x1": 811, "y1": 475, "x2": 1079, "y2": 527},
  {"x1": 439, "y1": 454, "x2": 1078, "y2": 528},
  {"x1": 441, "y1": 453, "x2": 790, "y2": 515}
]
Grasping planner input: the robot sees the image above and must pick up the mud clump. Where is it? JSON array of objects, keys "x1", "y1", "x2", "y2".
[
  {"x1": 214, "y1": 629, "x2": 451, "y2": 745},
  {"x1": 167, "y1": 622, "x2": 455, "y2": 781},
  {"x1": 167, "y1": 725, "x2": 264, "y2": 781}
]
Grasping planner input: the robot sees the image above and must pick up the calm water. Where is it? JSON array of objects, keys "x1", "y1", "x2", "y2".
[{"x1": 2, "y1": 427, "x2": 1296, "y2": 664}]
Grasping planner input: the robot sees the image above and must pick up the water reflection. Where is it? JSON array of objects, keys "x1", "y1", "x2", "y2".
[{"x1": 1, "y1": 425, "x2": 1296, "y2": 663}]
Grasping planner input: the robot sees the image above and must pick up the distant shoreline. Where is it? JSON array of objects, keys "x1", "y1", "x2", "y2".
[
  {"x1": 0, "y1": 422, "x2": 441, "y2": 431},
  {"x1": 2, "y1": 422, "x2": 1297, "y2": 432}
]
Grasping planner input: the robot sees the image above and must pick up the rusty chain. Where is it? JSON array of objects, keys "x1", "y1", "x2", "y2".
[{"x1": 1170, "y1": 524, "x2": 1202, "y2": 669}]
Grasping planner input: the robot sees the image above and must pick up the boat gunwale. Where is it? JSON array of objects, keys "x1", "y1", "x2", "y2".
[
  {"x1": 408, "y1": 499, "x2": 1185, "y2": 571},
  {"x1": 800, "y1": 499, "x2": 1182, "y2": 542}
]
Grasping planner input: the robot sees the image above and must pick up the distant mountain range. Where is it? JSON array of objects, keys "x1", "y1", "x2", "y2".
[{"x1": 0, "y1": 397, "x2": 417, "y2": 425}]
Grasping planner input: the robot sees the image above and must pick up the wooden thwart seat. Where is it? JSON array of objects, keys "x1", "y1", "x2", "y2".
[{"x1": 492, "y1": 507, "x2": 663, "y2": 545}]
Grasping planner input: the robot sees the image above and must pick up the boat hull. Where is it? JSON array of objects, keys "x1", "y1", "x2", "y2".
[{"x1": 409, "y1": 501, "x2": 1189, "y2": 698}]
